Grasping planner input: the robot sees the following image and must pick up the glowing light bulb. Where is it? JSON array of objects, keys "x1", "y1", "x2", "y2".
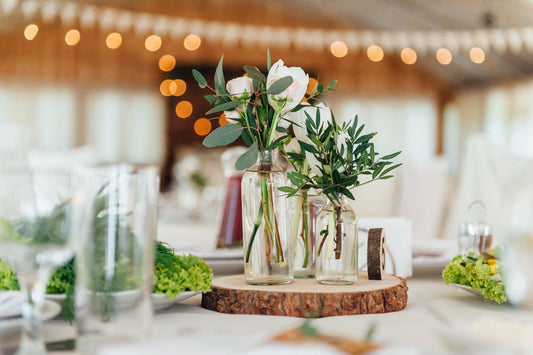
[{"x1": 24, "y1": 24, "x2": 39, "y2": 40}]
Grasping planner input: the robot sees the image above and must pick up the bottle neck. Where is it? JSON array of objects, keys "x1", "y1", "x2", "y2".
[{"x1": 258, "y1": 149, "x2": 273, "y2": 164}]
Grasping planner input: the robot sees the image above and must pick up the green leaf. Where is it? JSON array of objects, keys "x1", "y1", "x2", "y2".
[
  {"x1": 202, "y1": 124, "x2": 243, "y2": 147},
  {"x1": 381, "y1": 151, "x2": 402, "y2": 160},
  {"x1": 241, "y1": 130, "x2": 253, "y2": 146},
  {"x1": 214, "y1": 56, "x2": 227, "y2": 95},
  {"x1": 192, "y1": 69, "x2": 207, "y2": 88},
  {"x1": 235, "y1": 142, "x2": 259, "y2": 170},
  {"x1": 355, "y1": 132, "x2": 375, "y2": 144},
  {"x1": 380, "y1": 163, "x2": 402, "y2": 177},
  {"x1": 327, "y1": 80, "x2": 337, "y2": 90},
  {"x1": 278, "y1": 186, "x2": 298, "y2": 194},
  {"x1": 244, "y1": 65, "x2": 266, "y2": 82},
  {"x1": 206, "y1": 100, "x2": 242, "y2": 115},
  {"x1": 267, "y1": 76, "x2": 293, "y2": 95},
  {"x1": 267, "y1": 49, "x2": 272, "y2": 71},
  {"x1": 299, "y1": 141, "x2": 318, "y2": 154},
  {"x1": 204, "y1": 95, "x2": 217, "y2": 105}
]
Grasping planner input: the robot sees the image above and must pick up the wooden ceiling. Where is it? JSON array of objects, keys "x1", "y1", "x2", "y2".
[{"x1": 1, "y1": 0, "x2": 533, "y2": 89}]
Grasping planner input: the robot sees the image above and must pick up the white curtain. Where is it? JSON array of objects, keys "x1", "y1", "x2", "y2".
[{"x1": 0, "y1": 83, "x2": 166, "y2": 167}]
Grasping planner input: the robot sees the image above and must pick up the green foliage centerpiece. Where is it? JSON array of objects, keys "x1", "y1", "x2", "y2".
[
  {"x1": 283, "y1": 110, "x2": 401, "y2": 284},
  {"x1": 193, "y1": 53, "x2": 333, "y2": 285}
]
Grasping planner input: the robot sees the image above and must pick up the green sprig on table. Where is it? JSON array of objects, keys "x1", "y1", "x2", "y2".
[
  {"x1": 0, "y1": 242, "x2": 213, "y2": 323},
  {"x1": 442, "y1": 254, "x2": 507, "y2": 304}
]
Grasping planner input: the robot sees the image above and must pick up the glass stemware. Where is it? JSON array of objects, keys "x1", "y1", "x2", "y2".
[{"x1": 0, "y1": 170, "x2": 77, "y2": 355}]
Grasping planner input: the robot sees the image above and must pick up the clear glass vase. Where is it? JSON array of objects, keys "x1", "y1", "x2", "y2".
[
  {"x1": 291, "y1": 191, "x2": 325, "y2": 278},
  {"x1": 315, "y1": 194, "x2": 358, "y2": 285},
  {"x1": 241, "y1": 150, "x2": 292, "y2": 285}
]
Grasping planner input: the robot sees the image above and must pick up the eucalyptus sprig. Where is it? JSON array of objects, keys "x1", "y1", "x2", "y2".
[
  {"x1": 280, "y1": 110, "x2": 402, "y2": 204},
  {"x1": 192, "y1": 52, "x2": 336, "y2": 170}
]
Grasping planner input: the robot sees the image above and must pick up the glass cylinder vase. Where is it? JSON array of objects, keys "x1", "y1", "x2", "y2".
[
  {"x1": 315, "y1": 194, "x2": 358, "y2": 285},
  {"x1": 241, "y1": 150, "x2": 292, "y2": 285},
  {"x1": 291, "y1": 191, "x2": 325, "y2": 278}
]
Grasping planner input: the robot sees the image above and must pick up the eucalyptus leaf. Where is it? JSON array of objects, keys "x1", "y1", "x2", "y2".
[
  {"x1": 235, "y1": 142, "x2": 258, "y2": 170},
  {"x1": 204, "y1": 95, "x2": 217, "y2": 105},
  {"x1": 214, "y1": 56, "x2": 227, "y2": 95},
  {"x1": 267, "y1": 76, "x2": 293, "y2": 95},
  {"x1": 206, "y1": 100, "x2": 242, "y2": 115},
  {"x1": 327, "y1": 80, "x2": 337, "y2": 90},
  {"x1": 192, "y1": 69, "x2": 207, "y2": 88},
  {"x1": 244, "y1": 65, "x2": 266, "y2": 82},
  {"x1": 202, "y1": 124, "x2": 243, "y2": 147}
]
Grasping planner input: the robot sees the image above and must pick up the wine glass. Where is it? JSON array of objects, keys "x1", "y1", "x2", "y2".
[{"x1": 0, "y1": 170, "x2": 78, "y2": 354}]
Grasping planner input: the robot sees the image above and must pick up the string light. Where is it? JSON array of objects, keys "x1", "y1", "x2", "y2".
[
  {"x1": 159, "y1": 54, "x2": 176, "y2": 71},
  {"x1": 175, "y1": 101, "x2": 193, "y2": 118},
  {"x1": 306, "y1": 78, "x2": 319, "y2": 95},
  {"x1": 172, "y1": 79, "x2": 187, "y2": 96},
  {"x1": 24, "y1": 24, "x2": 39, "y2": 40},
  {"x1": 367, "y1": 45, "x2": 384, "y2": 62},
  {"x1": 65, "y1": 29, "x2": 81, "y2": 46},
  {"x1": 183, "y1": 34, "x2": 201, "y2": 51},
  {"x1": 105, "y1": 32, "x2": 122, "y2": 49},
  {"x1": 469, "y1": 47, "x2": 485, "y2": 64},
  {"x1": 219, "y1": 113, "x2": 230, "y2": 126},
  {"x1": 194, "y1": 118, "x2": 212, "y2": 136},
  {"x1": 145, "y1": 35, "x2": 162, "y2": 52},
  {"x1": 400, "y1": 48, "x2": 417, "y2": 65},
  {"x1": 330, "y1": 41, "x2": 348, "y2": 58},
  {"x1": 436, "y1": 48, "x2": 452, "y2": 65},
  {"x1": 160, "y1": 79, "x2": 174, "y2": 96}
]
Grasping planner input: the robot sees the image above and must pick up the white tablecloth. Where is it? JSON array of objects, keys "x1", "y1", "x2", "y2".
[{"x1": 2, "y1": 276, "x2": 532, "y2": 355}]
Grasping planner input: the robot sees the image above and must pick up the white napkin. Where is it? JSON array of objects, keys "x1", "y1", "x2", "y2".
[
  {"x1": 358, "y1": 217, "x2": 413, "y2": 278},
  {"x1": 0, "y1": 291, "x2": 24, "y2": 319}
]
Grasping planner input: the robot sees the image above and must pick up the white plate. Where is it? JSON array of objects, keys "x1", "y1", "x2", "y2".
[
  {"x1": 412, "y1": 240, "x2": 457, "y2": 273},
  {"x1": 0, "y1": 300, "x2": 61, "y2": 335},
  {"x1": 45, "y1": 291, "x2": 198, "y2": 311},
  {"x1": 179, "y1": 247, "x2": 243, "y2": 260}
]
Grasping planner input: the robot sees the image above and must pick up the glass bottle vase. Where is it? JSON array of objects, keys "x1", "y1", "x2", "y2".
[
  {"x1": 315, "y1": 194, "x2": 358, "y2": 285},
  {"x1": 291, "y1": 191, "x2": 325, "y2": 278},
  {"x1": 241, "y1": 150, "x2": 292, "y2": 285}
]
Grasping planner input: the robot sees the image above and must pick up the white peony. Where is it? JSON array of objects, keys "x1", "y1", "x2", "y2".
[
  {"x1": 223, "y1": 110, "x2": 241, "y2": 123},
  {"x1": 226, "y1": 76, "x2": 253, "y2": 99},
  {"x1": 267, "y1": 59, "x2": 309, "y2": 113}
]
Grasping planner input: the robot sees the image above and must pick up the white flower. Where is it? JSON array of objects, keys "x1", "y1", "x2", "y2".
[
  {"x1": 223, "y1": 110, "x2": 241, "y2": 123},
  {"x1": 226, "y1": 76, "x2": 253, "y2": 99},
  {"x1": 288, "y1": 102, "x2": 332, "y2": 143},
  {"x1": 267, "y1": 59, "x2": 309, "y2": 113}
]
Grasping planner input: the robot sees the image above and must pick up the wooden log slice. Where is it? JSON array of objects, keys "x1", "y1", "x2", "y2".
[{"x1": 201, "y1": 272, "x2": 408, "y2": 317}]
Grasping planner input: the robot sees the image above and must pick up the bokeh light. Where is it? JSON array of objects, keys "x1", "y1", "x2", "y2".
[
  {"x1": 436, "y1": 48, "x2": 453, "y2": 65},
  {"x1": 65, "y1": 29, "x2": 81, "y2": 46},
  {"x1": 184, "y1": 34, "x2": 201, "y2": 51},
  {"x1": 172, "y1": 79, "x2": 187, "y2": 96},
  {"x1": 469, "y1": 47, "x2": 486, "y2": 64},
  {"x1": 145, "y1": 35, "x2": 162, "y2": 52},
  {"x1": 306, "y1": 78, "x2": 318, "y2": 95},
  {"x1": 176, "y1": 101, "x2": 193, "y2": 118},
  {"x1": 330, "y1": 41, "x2": 348, "y2": 58},
  {"x1": 367, "y1": 45, "x2": 384, "y2": 62},
  {"x1": 24, "y1": 24, "x2": 39, "y2": 40},
  {"x1": 194, "y1": 118, "x2": 212, "y2": 136},
  {"x1": 159, "y1": 55, "x2": 176, "y2": 71},
  {"x1": 219, "y1": 112, "x2": 230, "y2": 126},
  {"x1": 105, "y1": 32, "x2": 122, "y2": 49},
  {"x1": 400, "y1": 48, "x2": 417, "y2": 65},
  {"x1": 160, "y1": 79, "x2": 174, "y2": 96}
]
